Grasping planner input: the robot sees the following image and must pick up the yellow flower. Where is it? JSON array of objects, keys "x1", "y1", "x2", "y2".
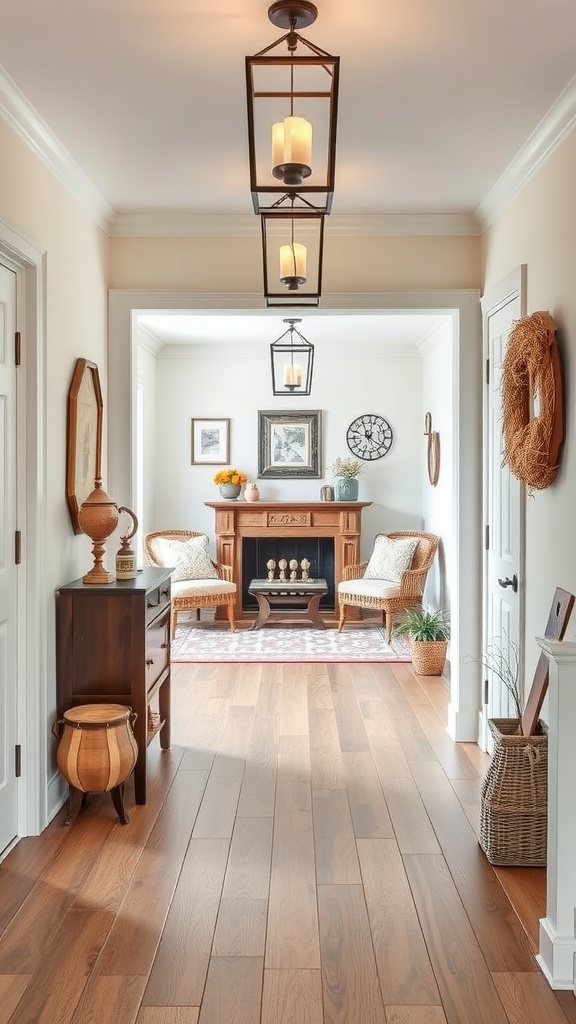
[{"x1": 213, "y1": 468, "x2": 248, "y2": 486}]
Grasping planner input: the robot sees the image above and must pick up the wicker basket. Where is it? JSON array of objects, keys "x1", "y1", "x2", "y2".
[
  {"x1": 479, "y1": 717, "x2": 548, "y2": 866},
  {"x1": 410, "y1": 638, "x2": 447, "y2": 675}
]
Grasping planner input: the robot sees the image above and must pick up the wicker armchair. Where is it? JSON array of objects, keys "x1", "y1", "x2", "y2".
[
  {"x1": 144, "y1": 530, "x2": 236, "y2": 637},
  {"x1": 337, "y1": 530, "x2": 439, "y2": 641}
]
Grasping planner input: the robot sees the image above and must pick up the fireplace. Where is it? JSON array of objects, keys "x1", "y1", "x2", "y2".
[
  {"x1": 242, "y1": 537, "x2": 336, "y2": 610},
  {"x1": 205, "y1": 500, "x2": 372, "y2": 623}
]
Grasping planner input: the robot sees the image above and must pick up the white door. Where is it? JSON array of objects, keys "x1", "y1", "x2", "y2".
[
  {"x1": 0, "y1": 263, "x2": 19, "y2": 852},
  {"x1": 480, "y1": 269, "x2": 526, "y2": 750}
]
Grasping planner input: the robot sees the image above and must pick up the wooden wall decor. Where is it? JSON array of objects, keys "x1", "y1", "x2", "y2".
[
  {"x1": 66, "y1": 359, "x2": 103, "y2": 533},
  {"x1": 424, "y1": 412, "x2": 440, "y2": 486}
]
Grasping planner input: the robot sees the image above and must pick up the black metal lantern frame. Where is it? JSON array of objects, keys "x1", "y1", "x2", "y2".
[
  {"x1": 261, "y1": 203, "x2": 325, "y2": 307},
  {"x1": 246, "y1": 1, "x2": 340, "y2": 215},
  {"x1": 270, "y1": 318, "x2": 315, "y2": 395}
]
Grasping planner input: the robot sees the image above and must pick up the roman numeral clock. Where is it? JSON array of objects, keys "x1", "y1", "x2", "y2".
[{"x1": 346, "y1": 414, "x2": 394, "y2": 461}]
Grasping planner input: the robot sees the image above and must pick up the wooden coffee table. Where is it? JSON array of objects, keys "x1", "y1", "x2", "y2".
[{"x1": 248, "y1": 578, "x2": 328, "y2": 630}]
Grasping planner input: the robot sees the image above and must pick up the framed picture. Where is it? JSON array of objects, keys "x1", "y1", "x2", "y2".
[
  {"x1": 66, "y1": 358, "x2": 104, "y2": 534},
  {"x1": 258, "y1": 409, "x2": 322, "y2": 478},
  {"x1": 191, "y1": 417, "x2": 230, "y2": 465}
]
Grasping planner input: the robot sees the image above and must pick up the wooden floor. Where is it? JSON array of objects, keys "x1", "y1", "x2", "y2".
[{"x1": 1, "y1": 658, "x2": 575, "y2": 1024}]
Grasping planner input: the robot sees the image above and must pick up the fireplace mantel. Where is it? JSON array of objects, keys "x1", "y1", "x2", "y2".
[{"x1": 205, "y1": 500, "x2": 372, "y2": 623}]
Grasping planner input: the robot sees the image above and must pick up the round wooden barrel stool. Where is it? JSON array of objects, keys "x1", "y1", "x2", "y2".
[{"x1": 52, "y1": 703, "x2": 138, "y2": 825}]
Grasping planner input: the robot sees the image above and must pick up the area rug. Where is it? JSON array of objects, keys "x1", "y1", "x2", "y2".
[{"x1": 170, "y1": 625, "x2": 411, "y2": 663}]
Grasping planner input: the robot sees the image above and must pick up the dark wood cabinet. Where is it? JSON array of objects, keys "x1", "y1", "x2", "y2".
[{"x1": 55, "y1": 566, "x2": 172, "y2": 804}]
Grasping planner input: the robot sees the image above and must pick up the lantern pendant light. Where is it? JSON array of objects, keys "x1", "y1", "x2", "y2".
[
  {"x1": 270, "y1": 317, "x2": 315, "y2": 395},
  {"x1": 246, "y1": 1, "x2": 340, "y2": 215}
]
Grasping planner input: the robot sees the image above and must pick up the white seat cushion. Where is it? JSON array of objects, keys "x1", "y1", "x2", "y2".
[
  {"x1": 364, "y1": 535, "x2": 419, "y2": 583},
  {"x1": 338, "y1": 578, "x2": 401, "y2": 599},
  {"x1": 172, "y1": 579, "x2": 236, "y2": 598},
  {"x1": 155, "y1": 535, "x2": 218, "y2": 581}
]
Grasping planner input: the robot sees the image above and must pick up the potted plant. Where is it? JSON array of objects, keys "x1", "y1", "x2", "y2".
[
  {"x1": 213, "y1": 467, "x2": 248, "y2": 500},
  {"x1": 393, "y1": 607, "x2": 450, "y2": 675},
  {"x1": 328, "y1": 456, "x2": 363, "y2": 501}
]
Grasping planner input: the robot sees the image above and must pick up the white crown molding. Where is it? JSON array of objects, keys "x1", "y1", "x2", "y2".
[
  {"x1": 0, "y1": 64, "x2": 113, "y2": 230},
  {"x1": 155, "y1": 339, "x2": 420, "y2": 359},
  {"x1": 136, "y1": 324, "x2": 164, "y2": 357},
  {"x1": 325, "y1": 213, "x2": 480, "y2": 237},
  {"x1": 110, "y1": 210, "x2": 480, "y2": 238},
  {"x1": 477, "y1": 73, "x2": 576, "y2": 229},
  {"x1": 110, "y1": 213, "x2": 260, "y2": 238}
]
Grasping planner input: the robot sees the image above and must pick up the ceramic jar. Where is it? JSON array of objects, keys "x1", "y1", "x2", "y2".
[
  {"x1": 244, "y1": 482, "x2": 260, "y2": 502},
  {"x1": 335, "y1": 477, "x2": 359, "y2": 501}
]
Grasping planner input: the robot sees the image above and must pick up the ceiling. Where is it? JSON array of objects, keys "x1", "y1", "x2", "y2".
[
  {"x1": 1, "y1": 0, "x2": 575, "y2": 222},
  {"x1": 2, "y1": 1, "x2": 575, "y2": 348},
  {"x1": 138, "y1": 310, "x2": 449, "y2": 348}
]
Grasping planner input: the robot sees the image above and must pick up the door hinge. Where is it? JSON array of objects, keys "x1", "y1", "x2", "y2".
[
  {"x1": 485, "y1": 524, "x2": 489, "y2": 550},
  {"x1": 15, "y1": 530, "x2": 21, "y2": 565},
  {"x1": 15, "y1": 745, "x2": 21, "y2": 778},
  {"x1": 15, "y1": 331, "x2": 21, "y2": 367},
  {"x1": 486, "y1": 357, "x2": 490, "y2": 385},
  {"x1": 484, "y1": 678, "x2": 489, "y2": 705}
]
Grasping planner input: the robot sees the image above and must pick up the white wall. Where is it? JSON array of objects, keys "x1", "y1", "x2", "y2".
[
  {"x1": 135, "y1": 332, "x2": 159, "y2": 561},
  {"x1": 148, "y1": 338, "x2": 425, "y2": 561},
  {"x1": 420, "y1": 320, "x2": 454, "y2": 614}
]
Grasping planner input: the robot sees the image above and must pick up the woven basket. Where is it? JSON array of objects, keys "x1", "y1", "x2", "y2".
[
  {"x1": 410, "y1": 638, "x2": 447, "y2": 675},
  {"x1": 479, "y1": 717, "x2": 548, "y2": 866}
]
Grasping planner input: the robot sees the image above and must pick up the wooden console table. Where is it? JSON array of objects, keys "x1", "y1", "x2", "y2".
[{"x1": 205, "y1": 500, "x2": 372, "y2": 623}]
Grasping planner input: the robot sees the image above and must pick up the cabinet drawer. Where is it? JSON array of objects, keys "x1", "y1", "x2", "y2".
[
  {"x1": 146, "y1": 581, "x2": 171, "y2": 625},
  {"x1": 145, "y1": 607, "x2": 170, "y2": 691}
]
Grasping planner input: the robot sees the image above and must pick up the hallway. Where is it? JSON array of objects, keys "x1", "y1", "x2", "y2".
[{"x1": 0, "y1": 659, "x2": 573, "y2": 1024}]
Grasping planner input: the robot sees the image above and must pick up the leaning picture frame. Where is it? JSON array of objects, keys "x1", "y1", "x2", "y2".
[
  {"x1": 258, "y1": 409, "x2": 322, "y2": 478},
  {"x1": 191, "y1": 417, "x2": 230, "y2": 465},
  {"x1": 66, "y1": 358, "x2": 104, "y2": 534}
]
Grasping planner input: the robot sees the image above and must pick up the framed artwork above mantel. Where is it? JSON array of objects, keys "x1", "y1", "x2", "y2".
[
  {"x1": 66, "y1": 358, "x2": 103, "y2": 534},
  {"x1": 258, "y1": 409, "x2": 322, "y2": 479}
]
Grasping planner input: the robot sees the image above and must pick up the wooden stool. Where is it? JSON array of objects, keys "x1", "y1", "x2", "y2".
[{"x1": 52, "y1": 704, "x2": 138, "y2": 825}]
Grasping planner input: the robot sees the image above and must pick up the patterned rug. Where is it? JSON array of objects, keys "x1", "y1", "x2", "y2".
[{"x1": 170, "y1": 625, "x2": 411, "y2": 663}]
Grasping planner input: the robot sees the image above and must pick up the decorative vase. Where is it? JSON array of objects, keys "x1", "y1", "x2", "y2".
[
  {"x1": 219, "y1": 482, "x2": 242, "y2": 500},
  {"x1": 244, "y1": 482, "x2": 260, "y2": 502},
  {"x1": 335, "y1": 477, "x2": 359, "y2": 501},
  {"x1": 77, "y1": 478, "x2": 120, "y2": 583}
]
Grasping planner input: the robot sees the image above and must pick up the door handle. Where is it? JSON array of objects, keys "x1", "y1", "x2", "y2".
[{"x1": 497, "y1": 574, "x2": 518, "y2": 592}]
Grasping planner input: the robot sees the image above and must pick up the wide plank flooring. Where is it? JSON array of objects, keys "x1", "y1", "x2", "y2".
[{"x1": 0, "y1": 657, "x2": 573, "y2": 1024}]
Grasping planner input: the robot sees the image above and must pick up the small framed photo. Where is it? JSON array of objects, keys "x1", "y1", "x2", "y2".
[
  {"x1": 191, "y1": 418, "x2": 230, "y2": 465},
  {"x1": 258, "y1": 409, "x2": 322, "y2": 478}
]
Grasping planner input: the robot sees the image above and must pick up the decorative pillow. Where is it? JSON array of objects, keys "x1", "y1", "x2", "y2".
[
  {"x1": 155, "y1": 535, "x2": 218, "y2": 581},
  {"x1": 364, "y1": 535, "x2": 419, "y2": 583}
]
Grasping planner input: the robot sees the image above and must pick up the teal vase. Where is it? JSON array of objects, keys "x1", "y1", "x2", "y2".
[
  {"x1": 219, "y1": 482, "x2": 242, "y2": 500},
  {"x1": 335, "y1": 477, "x2": 359, "y2": 501}
]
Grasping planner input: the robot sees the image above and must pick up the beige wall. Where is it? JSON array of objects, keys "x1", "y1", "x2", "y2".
[
  {"x1": 0, "y1": 119, "x2": 109, "y2": 800},
  {"x1": 482, "y1": 129, "x2": 576, "y2": 691},
  {"x1": 109, "y1": 232, "x2": 481, "y2": 292}
]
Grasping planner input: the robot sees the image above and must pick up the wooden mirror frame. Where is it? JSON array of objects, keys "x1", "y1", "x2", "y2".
[{"x1": 66, "y1": 358, "x2": 103, "y2": 533}]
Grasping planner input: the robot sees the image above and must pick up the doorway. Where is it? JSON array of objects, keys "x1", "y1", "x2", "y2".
[{"x1": 108, "y1": 288, "x2": 482, "y2": 742}]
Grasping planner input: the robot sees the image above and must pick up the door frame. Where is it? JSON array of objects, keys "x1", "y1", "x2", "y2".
[
  {"x1": 108, "y1": 287, "x2": 483, "y2": 742},
  {"x1": 480, "y1": 266, "x2": 527, "y2": 749},
  {"x1": 0, "y1": 218, "x2": 47, "y2": 846}
]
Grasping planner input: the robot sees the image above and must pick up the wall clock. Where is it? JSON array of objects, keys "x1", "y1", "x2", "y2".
[{"x1": 346, "y1": 414, "x2": 393, "y2": 461}]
